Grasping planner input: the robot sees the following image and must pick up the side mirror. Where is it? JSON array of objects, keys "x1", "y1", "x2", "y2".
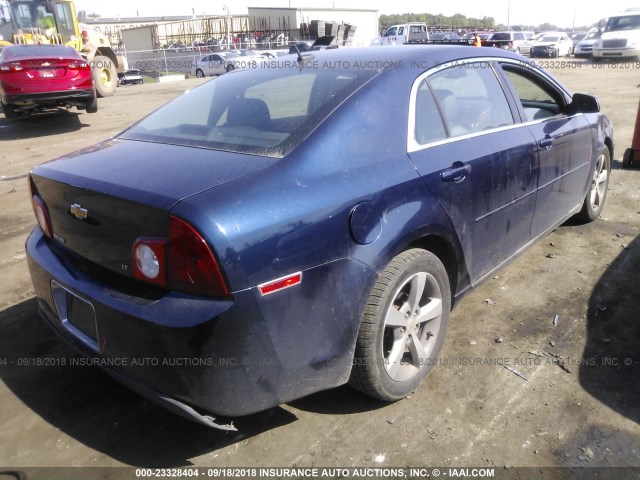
[
  {"x1": 44, "y1": 0, "x2": 55, "y2": 14},
  {"x1": 569, "y1": 93, "x2": 600, "y2": 115}
]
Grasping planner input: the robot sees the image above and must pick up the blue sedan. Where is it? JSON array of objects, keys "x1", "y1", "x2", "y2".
[{"x1": 26, "y1": 46, "x2": 613, "y2": 429}]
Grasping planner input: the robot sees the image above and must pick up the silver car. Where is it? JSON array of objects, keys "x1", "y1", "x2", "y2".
[
  {"x1": 574, "y1": 31, "x2": 602, "y2": 57},
  {"x1": 192, "y1": 52, "x2": 241, "y2": 77}
]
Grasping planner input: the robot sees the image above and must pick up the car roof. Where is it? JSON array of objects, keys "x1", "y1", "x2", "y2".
[{"x1": 296, "y1": 44, "x2": 523, "y2": 66}]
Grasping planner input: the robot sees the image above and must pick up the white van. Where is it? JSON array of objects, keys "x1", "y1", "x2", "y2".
[{"x1": 592, "y1": 9, "x2": 640, "y2": 60}]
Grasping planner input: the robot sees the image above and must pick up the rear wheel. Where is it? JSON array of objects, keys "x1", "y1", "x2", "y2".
[
  {"x1": 226, "y1": 64, "x2": 235, "y2": 73},
  {"x1": 85, "y1": 91, "x2": 98, "y2": 114},
  {"x1": 2, "y1": 104, "x2": 19, "y2": 119},
  {"x1": 349, "y1": 249, "x2": 450, "y2": 401},
  {"x1": 577, "y1": 147, "x2": 610, "y2": 222},
  {"x1": 195, "y1": 68, "x2": 205, "y2": 78},
  {"x1": 92, "y1": 55, "x2": 117, "y2": 98}
]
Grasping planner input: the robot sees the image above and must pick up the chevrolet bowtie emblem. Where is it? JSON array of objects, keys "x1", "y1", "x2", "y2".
[
  {"x1": 70, "y1": 203, "x2": 88, "y2": 220},
  {"x1": 41, "y1": 62, "x2": 51, "y2": 67}
]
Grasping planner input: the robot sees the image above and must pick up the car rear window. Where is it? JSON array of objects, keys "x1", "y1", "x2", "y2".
[
  {"x1": 491, "y1": 33, "x2": 511, "y2": 41},
  {"x1": 2, "y1": 45, "x2": 78, "y2": 60},
  {"x1": 122, "y1": 66, "x2": 377, "y2": 157}
]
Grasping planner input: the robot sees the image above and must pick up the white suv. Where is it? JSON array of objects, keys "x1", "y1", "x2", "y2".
[{"x1": 592, "y1": 9, "x2": 640, "y2": 61}]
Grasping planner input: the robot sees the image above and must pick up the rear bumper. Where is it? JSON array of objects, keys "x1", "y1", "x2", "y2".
[
  {"x1": 26, "y1": 227, "x2": 371, "y2": 420},
  {"x1": 2, "y1": 89, "x2": 94, "y2": 107}
]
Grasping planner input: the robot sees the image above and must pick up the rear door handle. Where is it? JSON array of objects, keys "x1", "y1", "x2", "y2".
[{"x1": 441, "y1": 164, "x2": 470, "y2": 183}]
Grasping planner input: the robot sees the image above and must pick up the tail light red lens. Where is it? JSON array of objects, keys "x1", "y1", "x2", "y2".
[
  {"x1": 168, "y1": 216, "x2": 228, "y2": 298},
  {"x1": 29, "y1": 177, "x2": 53, "y2": 239},
  {"x1": 33, "y1": 196, "x2": 53, "y2": 238},
  {"x1": 67, "y1": 61, "x2": 89, "y2": 70},
  {"x1": 130, "y1": 216, "x2": 228, "y2": 297},
  {"x1": 132, "y1": 238, "x2": 167, "y2": 287},
  {"x1": 0, "y1": 62, "x2": 25, "y2": 73}
]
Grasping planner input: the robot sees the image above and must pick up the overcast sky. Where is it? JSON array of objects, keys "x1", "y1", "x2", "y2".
[{"x1": 74, "y1": 0, "x2": 634, "y2": 29}]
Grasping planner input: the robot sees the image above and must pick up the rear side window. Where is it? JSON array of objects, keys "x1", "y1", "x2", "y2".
[
  {"x1": 122, "y1": 68, "x2": 376, "y2": 157},
  {"x1": 427, "y1": 62, "x2": 514, "y2": 137},
  {"x1": 414, "y1": 82, "x2": 447, "y2": 145}
]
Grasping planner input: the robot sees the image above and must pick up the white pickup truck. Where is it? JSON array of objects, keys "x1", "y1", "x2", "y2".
[{"x1": 371, "y1": 23, "x2": 428, "y2": 46}]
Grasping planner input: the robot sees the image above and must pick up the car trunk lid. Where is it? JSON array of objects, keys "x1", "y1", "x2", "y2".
[
  {"x1": 0, "y1": 57, "x2": 87, "y2": 80},
  {"x1": 31, "y1": 139, "x2": 276, "y2": 279}
]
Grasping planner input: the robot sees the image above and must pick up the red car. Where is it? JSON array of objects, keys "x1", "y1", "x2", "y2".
[{"x1": 0, "y1": 44, "x2": 97, "y2": 119}]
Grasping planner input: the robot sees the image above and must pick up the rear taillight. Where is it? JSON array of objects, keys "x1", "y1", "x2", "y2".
[
  {"x1": 168, "y1": 216, "x2": 228, "y2": 297},
  {"x1": 0, "y1": 62, "x2": 25, "y2": 72},
  {"x1": 29, "y1": 177, "x2": 53, "y2": 239},
  {"x1": 81, "y1": 29, "x2": 89, "y2": 45},
  {"x1": 67, "y1": 61, "x2": 90, "y2": 70},
  {"x1": 131, "y1": 216, "x2": 228, "y2": 297},
  {"x1": 133, "y1": 238, "x2": 167, "y2": 287}
]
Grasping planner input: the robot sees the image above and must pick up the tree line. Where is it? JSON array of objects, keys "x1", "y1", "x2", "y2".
[{"x1": 379, "y1": 13, "x2": 594, "y2": 33}]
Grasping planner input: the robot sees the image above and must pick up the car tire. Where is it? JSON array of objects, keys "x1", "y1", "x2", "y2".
[
  {"x1": 226, "y1": 64, "x2": 235, "y2": 73},
  {"x1": 623, "y1": 148, "x2": 633, "y2": 168},
  {"x1": 577, "y1": 147, "x2": 610, "y2": 222},
  {"x1": 349, "y1": 248, "x2": 450, "y2": 401},
  {"x1": 92, "y1": 55, "x2": 117, "y2": 98},
  {"x1": 85, "y1": 91, "x2": 98, "y2": 114},
  {"x1": 515, "y1": 47, "x2": 520, "y2": 54},
  {"x1": 2, "y1": 104, "x2": 20, "y2": 120},
  {"x1": 195, "y1": 69, "x2": 205, "y2": 78}
]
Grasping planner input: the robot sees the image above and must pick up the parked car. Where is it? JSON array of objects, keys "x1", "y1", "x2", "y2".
[
  {"x1": 574, "y1": 30, "x2": 602, "y2": 57},
  {"x1": 460, "y1": 32, "x2": 492, "y2": 45},
  {"x1": 26, "y1": 46, "x2": 613, "y2": 429},
  {"x1": 530, "y1": 32, "x2": 573, "y2": 57},
  {"x1": 235, "y1": 49, "x2": 266, "y2": 59},
  {"x1": 0, "y1": 44, "x2": 97, "y2": 119},
  {"x1": 570, "y1": 31, "x2": 589, "y2": 53},
  {"x1": 484, "y1": 31, "x2": 534, "y2": 54},
  {"x1": 191, "y1": 51, "x2": 241, "y2": 77},
  {"x1": 117, "y1": 69, "x2": 143, "y2": 86}
]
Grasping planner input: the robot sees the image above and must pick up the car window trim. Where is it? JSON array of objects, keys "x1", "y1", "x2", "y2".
[{"x1": 407, "y1": 57, "x2": 522, "y2": 154}]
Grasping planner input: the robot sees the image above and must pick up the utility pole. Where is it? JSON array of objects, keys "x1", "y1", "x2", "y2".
[{"x1": 223, "y1": 5, "x2": 231, "y2": 49}]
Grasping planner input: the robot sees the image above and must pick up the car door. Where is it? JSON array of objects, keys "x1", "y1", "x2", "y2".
[
  {"x1": 560, "y1": 34, "x2": 572, "y2": 55},
  {"x1": 207, "y1": 54, "x2": 224, "y2": 75},
  {"x1": 513, "y1": 31, "x2": 525, "y2": 52},
  {"x1": 520, "y1": 33, "x2": 535, "y2": 55},
  {"x1": 407, "y1": 60, "x2": 539, "y2": 284},
  {"x1": 496, "y1": 62, "x2": 593, "y2": 237}
]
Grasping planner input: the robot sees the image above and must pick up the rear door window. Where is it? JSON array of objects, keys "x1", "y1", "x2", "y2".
[{"x1": 426, "y1": 62, "x2": 514, "y2": 137}]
